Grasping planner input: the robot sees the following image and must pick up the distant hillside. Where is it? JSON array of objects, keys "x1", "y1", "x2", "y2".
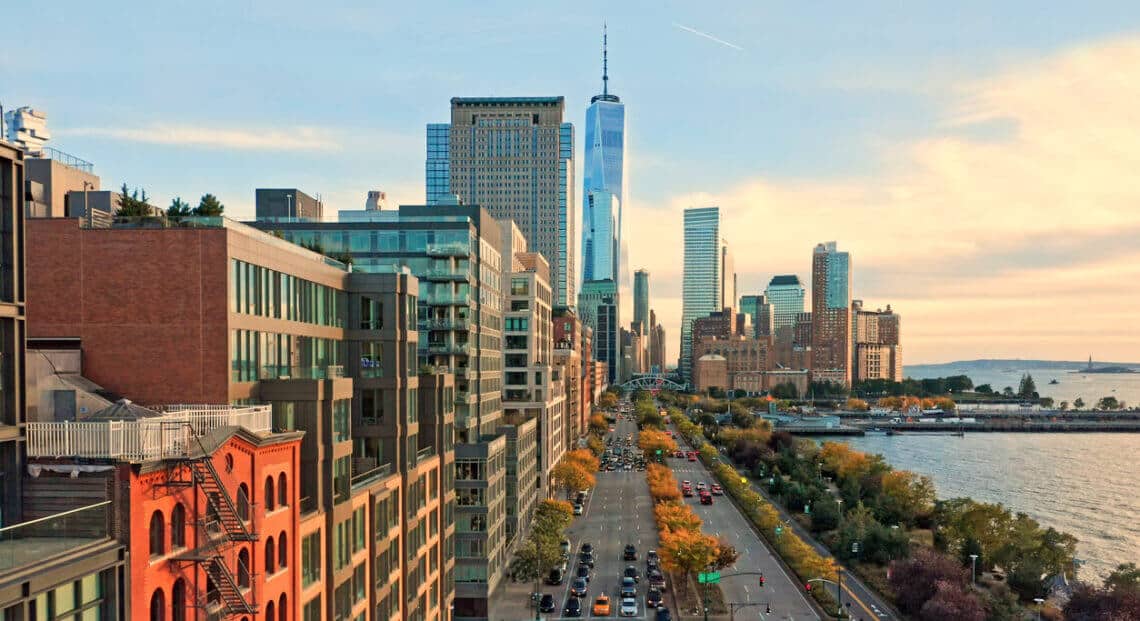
[{"x1": 906, "y1": 359, "x2": 1140, "y2": 376}]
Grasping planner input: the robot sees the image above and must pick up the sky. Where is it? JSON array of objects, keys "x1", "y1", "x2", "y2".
[{"x1": 5, "y1": 1, "x2": 1140, "y2": 366}]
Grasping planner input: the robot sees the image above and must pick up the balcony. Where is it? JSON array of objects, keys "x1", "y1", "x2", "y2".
[
  {"x1": 422, "y1": 268, "x2": 470, "y2": 282},
  {"x1": 417, "y1": 446, "x2": 436, "y2": 462},
  {"x1": 262, "y1": 365, "x2": 345, "y2": 380},
  {"x1": 0, "y1": 501, "x2": 112, "y2": 573},
  {"x1": 426, "y1": 242, "x2": 471, "y2": 257},
  {"x1": 26, "y1": 405, "x2": 272, "y2": 461},
  {"x1": 427, "y1": 343, "x2": 470, "y2": 355},
  {"x1": 351, "y1": 463, "x2": 393, "y2": 491},
  {"x1": 426, "y1": 293, "x2": 472, "y2": 306},
  {"x1": 418, "y1": 318, "x2": 469, "y2": 331}
]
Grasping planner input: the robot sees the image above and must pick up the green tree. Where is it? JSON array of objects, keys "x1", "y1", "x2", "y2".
[
  {"x1": 194, "y1": 193, "x2": 225, "y2": 216},
  {"x1": 1002, "y1": 386, "x2": 1015, "y2": 397},
  {"x1": 167, "y1": 196, "x2": 193, "y2": 219},
  {"x1": 1097, "y1": 396, "x2": 1122, "y2": 410},
  {"x1": 1058, "y1": 400, "x2": 1069, "y2": 411},
  {"x1": 1073, "y1": 397, "x2": 1085, "y2": 409},
  {"x1": 1105, "y1": 563, "x2": 1140, "y2": 593},
  {"x1": 770, "y1": 382, "x2": 799, "y2": 399},
  {"x1": 116, "y1": 183, "x2": 154, "y2": 218},
  {"x1": 810, "y1": 498, "x2": 841, "y2": 532},
  {"x1": 1017, "y1": 373, "x2": 1038, "y2": 399},
  {"x1": 975, "y1": 384, "x2": 993, "y2": 395}
]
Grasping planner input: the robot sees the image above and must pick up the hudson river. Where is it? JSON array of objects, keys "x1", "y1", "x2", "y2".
[{"x1": 826, "y1": 433, "x2": 1140, "y2": 579}]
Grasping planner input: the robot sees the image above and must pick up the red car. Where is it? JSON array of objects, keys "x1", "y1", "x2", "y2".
[
  {"x1": 687, "y1": 452, "x2": 698, "y2": 462},
  {"x1": 699, "y1": 490, "x2": 713, "y2": 505},
  {"x1": 674, "y1": 450, "x2": 685, "y2": 458}
]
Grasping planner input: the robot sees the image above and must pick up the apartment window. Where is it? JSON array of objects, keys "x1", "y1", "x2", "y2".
[
  {"x1": 149, "y1": 511, "x2": 165, "y2": 557},
  {"x1": 334, "y1": 457, "x2": 350, "y2": 503},
  {"x1": 303, "y1": 596, "x2": 322, "y2": 621},
  {"x1": 264, "y1": 476, "x2": 276, "y2": 511},
  {"x1": 360, "y1": 341, "x2": 383, "y2": 378},
  {"x1": 172, "y1": 578, "x2": 187, "y2": 621},
  {"x1": 278, "y1": 531, "x2": 288, "y2": 568},
  {"x1": 302, "y1": 532, "x2": 321, "y2": 587},
  {"x1": 361, "y1": 388, "x2": 384, "y2": 424},
  {"x1": 265, "y1": 536, "x2": 277, "y2": 574},
  {"x1": 170, "y1": 503, "x2": 185, "y2": 549},
  {"x1": 353, "y1": 507, "x2": 366, "y2": 553},
  {"x1": 360, "y1": 295, "x2": 383, "y2": 330},
  {"x1": 237, "y1": 548, "x2": 251, "y2": 588},
  {"x1": 407, "y1": 389, "x2": 418, "y2": 424},
  {"x1": 237, "y1": 483, "x2": 250, "y2": 522},
  {"x1": 149, "y1": 589, "x2": 165, "y2": 621},
  {"x1": 333, "y1": 399, "x2": 351, "y2": 442}
]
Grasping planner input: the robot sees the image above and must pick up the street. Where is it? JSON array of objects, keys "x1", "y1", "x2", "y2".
[
  {"x1": 490, "y1": 413, "x2": 659, "y2": 620},
  {"x1": 668, "y1": 444, "x2": 821, "y2": 620}
]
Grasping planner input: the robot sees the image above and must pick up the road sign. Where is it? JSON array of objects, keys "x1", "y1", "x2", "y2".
[
  {"x1": 656, "y1": 449, "x2": 662, "y2": 455},
  {"x1": 775, "y1": 526, "x2": 784, "y2": 536},
  {"x1": 697, "y1": 571, "x2": 721, "y2": 584}
]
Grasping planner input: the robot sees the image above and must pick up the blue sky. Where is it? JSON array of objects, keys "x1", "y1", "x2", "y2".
[{"x1": 6, "y1": 2, "x2": 1140, "y2": 364}]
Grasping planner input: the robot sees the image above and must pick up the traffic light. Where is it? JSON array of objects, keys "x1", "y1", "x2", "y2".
[
  {"x1": 758, "y1": 573, "x2": 765, "y2": 587},
  {"x1": 805, "y1": 583, "x2": 812, "y2": 591}
]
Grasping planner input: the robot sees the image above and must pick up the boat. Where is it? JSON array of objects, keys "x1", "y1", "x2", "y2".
[{"x1": 1049, "y1": 379, "x2": 1059, "y2": 385}]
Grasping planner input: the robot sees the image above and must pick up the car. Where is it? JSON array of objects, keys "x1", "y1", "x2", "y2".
[
  {"x1": 681, "y1": 480, "x2": 691, "y2": 488},
  {"x1": 674, "y1": 450, "x2": 685, "y2": 458},
  {"x1": 578, "y1": 551, "x2": 595, "y2": 568},
  {"x1": 623, "y1": 544, "x2": 637, "y2": 560},
  {"x1": 575, "y1": 492, "x2": 586, "y2": 504},
  {"x1": 620, "y1": 577, "x2": 637, "y2": 599},
  {"x1": 573, "y1": 503, "x2": 583, "y2": 515},
  {"x1": 592, "y1": 595, "x2": 612, "y2": 616},
  {"x1": 699, "y1": 490, "x2": 713, "y2": 505},
  {"x1": 624, "y1": 566, "x2": 640, "y2": 583},
  {"x1": 580, "y1": 543, "x2": 594, "y2": 554},
  {"x1": 647, "y1": 549, "x2": 659, "y2": 562},
  {"x1": 576, "y1": 564, "x2": 591, "y2": 582},
  {"x1": 624, "y1": 464, "x2": 632, "y2": 471},
  {"x1": 546, "y1": 567, "x2": 565, "y2": 585},
  {"x1": 711, "y1": 484, "x2": 723, "y2": 496},
  {"x1": 647, "y1": 557, "x2": 660, "y2": 572},
  {"x1": 646, "y1": 587, "x2": 662, "y2": 608},
  {"x1": 620, "y1": 597, "x2": 639, "y2": 617},
  {"x1": 696, "y1": 482, "x2": 707, "y2": 490},
  {"x1": 655, "y1": 607, "x2": 672, "y2": 621},
  {"x1": 539, "y1": 593, "x2": 556, "y2": 612},
  {"x1": 560, "y1": 539, "x2": 571, "y2": 554},
  {"x1": 570, "y1": 577, "x2": 588, "y2": 597},
  {"x1": 606, "y1": 463, "x2": 616, "y2": 471},
  {"x1": 564, "y1": 596, "x2": 583, "y2": 617},
  {"x1": 648, "y1": 569, "x2": 666, "y2": 591}
]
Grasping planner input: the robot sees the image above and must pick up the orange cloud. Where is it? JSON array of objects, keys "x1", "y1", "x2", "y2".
[{"x1": 627, "y1": 35, "x2": 1140, "y2": 366}]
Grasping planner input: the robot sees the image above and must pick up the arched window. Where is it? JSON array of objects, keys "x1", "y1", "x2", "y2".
[
  {"x1": 278, "y1": 473, "x2": 288, "y2": 507},
  {"x1": 237, "y1": 548, "x2": 251, "y2": 588},
  {"x1": 265, "y1": 601, "x2": 276, "y2": 621},
  {"x1": 225, "y1": 453, "x2": 234, "y2": 472},
  {"x1": 278, "y1": 595, "x2": 287, "y2": 621},
  {"x1": 237, "y1": 483, "x2": 250, "y2": 522},
  {"x1": 149, "y1": 588, "x2": 166, "y2": 621},
  {"x1": 171, "y1": 503, "x2": 186, "y2": 549},
  {"x1": 265, "y1": 536, "x2": 276, "y2": 574},
  {"x1": 149, "y1": 511, "x2": 166, "y2": 557},
  {"x1": 278, "y1": 532, "x2": 288, "y2": 568},
  {"x1": 172, "y1": 579, "x2": 187, "y2": 621},
  {"x1": 264, "y1": 476, "x2": 275, "y2": 512}
]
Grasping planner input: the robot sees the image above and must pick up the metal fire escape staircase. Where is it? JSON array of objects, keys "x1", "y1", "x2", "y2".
[{"x1": 173, "y1": 435, "x2": 259, "y2": 617}]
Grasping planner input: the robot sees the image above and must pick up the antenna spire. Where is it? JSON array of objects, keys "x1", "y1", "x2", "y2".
[{"x1": 602, "y1": 23, "x2": 609, "y2": 96}]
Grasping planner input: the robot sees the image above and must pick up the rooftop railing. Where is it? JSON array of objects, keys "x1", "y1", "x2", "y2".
[
  {"x1": 0, "y1": 501, "x2": 111, "y2": 572},
  {"x1": 39, "y1": 147, "x2": 95, "y2": 173},
  {"x1": 26, "y1": 405, "x2": 272, "y2": 461}
]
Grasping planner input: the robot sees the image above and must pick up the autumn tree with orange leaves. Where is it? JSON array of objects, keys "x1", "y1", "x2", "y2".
[{"x1": 638, "y1": 429, "x2": 678, "y2": 456}]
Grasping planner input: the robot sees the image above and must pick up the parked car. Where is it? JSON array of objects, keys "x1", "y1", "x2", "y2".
[
  {"x1": 648, "y1": 569, "x2": 666, "y2": 591},
  {"x1": 580, "y1": 543, "x2": 593, "y2": 554},
  {"x1": 578, "y1": 551, "x2": 595, "y2": 568},
  {"x1": 560, "y1": 539, "x2": 571, "y2": 554},
  {"x1": 573, "y1": 503, "x2": 584, "y2": 515},
  {"x1": 539, "y1": 593, "x2": 555, "y2": 612},
  {"x1": 564, "y1": 596, "x2": 582, "y2": 617},
  {"x1": 546, "y1": 567, "x2": 565, "y2": 585},
  {"x1": 623, "y1": 544, "x2": 637, "y2": 560}
]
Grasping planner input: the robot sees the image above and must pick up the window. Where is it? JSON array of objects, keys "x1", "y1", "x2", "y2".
[
  {"x1": 265, "y1": 476, "x2": 276, "y2": 512},
  {"x1": 279, "y1": 595, "x2": 288, "y2": 621},
  {"x1": 150, "y1": 589, "x2": 166, "y2": 621},
  {"x1": 238, "y1": 548, "x2": 251, "y2": 589},
  {"x1": 265, "y1": 601, "x2": 276, "y2": 621},
  {"x1": 333, "y1": 457, "x2": 350, "y2": 503},
  {"x1": 278, "y1": 531, "x2": 288, "y2": 568},
  {"x1": 149, "y1": 511, "x2": 165, "y2": 557},
  {"x1": 225, "y1": 453, "x2": 235, "y2": 472},
  {"x1": 172, "y1": 578, "x2": 187, "y2": 621},
  {"x1": 303, "y1": 596, "x2": 321, "y2": 621},
  {"x1": 360, "y1": 341, "x2": 383, "y2": 378},
  {"x1": 278, "y1": 473, "x2": 288, "y2": 507},
  {"x1": 302, "y1": 532, "x2": 321, "y2": 587},
  {"x1": 333, "y1": 399, "x2": 351, "y2": 442},
  {"x1": 360, "y1": 296, "x2": 382, "y2": 330},
  {"x1": 237, "y1": 483, "x2": 251, "y2": 521},
  {"x1": 265, "y1": 536, "x2": 277, "y2": 574},
  {"x1": 170, "y1": 503, "x2": 185, "y2": 549}
]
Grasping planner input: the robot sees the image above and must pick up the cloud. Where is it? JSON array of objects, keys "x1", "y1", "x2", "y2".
[
  {"x1": 628, "y1": 35, "x2": 1140, "y2": 366},
  {"x1": 61, "y1": 124, "x2": 342, "y2": 151}
]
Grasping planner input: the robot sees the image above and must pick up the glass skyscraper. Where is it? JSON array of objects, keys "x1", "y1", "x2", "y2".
[
  {"x1": 681, "y1": 206, "x2": 729, "y2": 381},
  {"x1": 581, "y1": 26, "x2": 625, "y2": 287},
  {"x1": 765, "y1": 275, "x2": 806, "y2": 333},
  {"x1": 633, "y1": 269, "x2": 649, "y2": 334},
  {"x1": 425, "y1": 123, "x2": 450, "y2": 205}
]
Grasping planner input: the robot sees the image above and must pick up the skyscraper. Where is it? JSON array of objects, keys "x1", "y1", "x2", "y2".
[
  {"x1": 578, "y1": 279, "x2": 619, "y2": 384},
  {"x1": 582, "y1": 26, "x2": 626, "y2": 286},
  {"x1": 811, "y1": 242, "x2": 853, "y2": 385},
  {"x1": 766, "y1": 275, "x2": 805, "y2": 332},
  {"x1": 681, "y1": 207, "x2": 731, "y2": 381},
  {"x1": 427, "y1": 97, "x2": 576, "y2": 307},
  {"x1": 739, "y1": 294, "x2": 773, "y2": 337},
  {"x1": 633, "y1": 269, "x2": 649, "y2": 334}
]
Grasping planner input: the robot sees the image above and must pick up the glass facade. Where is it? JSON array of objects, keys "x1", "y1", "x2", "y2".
[
  {"x1": 425, "y1": 124, "x2": 451, "y2": 205},
  {"x1": 633, "y1": 269, "x2": 649, "y2": 332},
  {"x1": 765, "y1": 275, "x2": 806, "y2": 332},
  {"x1": 581, "y1": 96, "x2": 625, "y2": 286},
  {"x1": 230, "y1": 329, "x2": 343, "y2": 382},
  {"x1": 230, "y1": 259, "x2": 344, "y2": 327},
  {"x1": 681, "y1": 207, "x2": 725, "y2": 380}
]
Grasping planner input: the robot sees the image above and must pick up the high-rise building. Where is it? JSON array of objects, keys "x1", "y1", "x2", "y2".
[
  {"x1": 4, "y1": 106, "x2": 51, "y2": 154},
  {"x1": 680, "y1": 207, "x2": 732, "y2": 381},
  {"x1": 428, "y1": 97, "x2": 576, "y2": 308},
  {"x1": 578, "y1": 279, "x2": 619, "y2": 384},
  {"x1": 811, "y1": 242, "x2": 853, "y2": 385},
  {"x1": 633, "y1": 269, "x2": 649, "y2": 335},
  {"x1": 766, "y1": 275, "x2": 805, "y2": 333},
  {"x1": 740, "y1": 294, "x2": 773, "y2": 337},
  {"x1": 853, "y1": 300, "x2": 903, "y2": 382},
  {"x1": 582, "y1": 26, "x2": 626, "y2": 291}
]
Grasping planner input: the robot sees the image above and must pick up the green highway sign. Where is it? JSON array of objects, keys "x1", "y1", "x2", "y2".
[
  {"x1": 775, "y1": 526, "x2": 784, "y2": 536},
  {"x1": 697, "y1": 571, "x2": 721, "y2": 584},
  {"x1": 656, "y1": 449, "x2": 662, "y2": 455}
]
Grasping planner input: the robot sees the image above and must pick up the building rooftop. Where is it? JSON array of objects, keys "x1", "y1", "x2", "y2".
[
  {"x1": 451, "y1": 96, "x2": 564, "y2": 106},
  {"x1": 769, "y1": 275, "x2": 802, "y2": 286}
]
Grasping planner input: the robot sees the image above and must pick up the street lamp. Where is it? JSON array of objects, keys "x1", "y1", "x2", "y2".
[
  {"x1": 969, "y1": 554, "x2": 979, "y2": 586},
  {"x1": 1034, "y1": 597, "x2": 1045, "y2": 621}
]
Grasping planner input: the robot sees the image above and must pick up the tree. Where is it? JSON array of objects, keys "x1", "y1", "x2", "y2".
[
  {"x1": 638, "y1": 430, "x2": 678, "y2": 456},
  {"x1": 770, "y1": 382, "x2": 799, "y2": 399},
  {"x1": 598, "y1": 392, "x2": 618, "y2": 409},
  {"x1": 167, "y1": 197, "x2": 193, "y2": 219},
  {"x1": 918, "y1": 580, "x2": 986, "y2": 621},
  {"x1": 975, "y1": 384, "x2": 993, "y2": 395},
  {"x1": 1018, "y1": 374, "x2": 1038, "y2": 399},
  {"x1": 533, "y1": 499, "x2": 573, "y2": 538},
  {"x1": 654, "y1": 502, "x2": 703, "y2": 533},
  {"x1": 550, "y1": 461, "x2": 594, "y2": 499},
  {"x1": 1058, "y1": 400, "x2": 1069, "y2": 411},
  {"x1": 1002, "y1": 386, "x2": 1015, "y2": 397},
  {"x1": 809, "y1": 498, "x2": 841, "y2": 532},
  {"x1": 1097, "y1": 396, "x2": 1122, "y2": 410},
  {"x1": 194, "y1": 193, "x2": 225, "y2": 216},
  {"x1": 588, "y1": 414, "x2": 608, "y2": 435},
  {"x1": 658, "y1": 528, "x2": 718, "y2": 576},
  {"x1": 1105, "y1": 563, "x2": 1140, "y2": 593},
  {"x1": 1064, "y1": 582, "x2": 1140, "y2": 620},
  {"x1": 587, "y1": 435, "x2": 605, "y2": 457},
  {"x1": 710, "y1": 539, "x2": 739, "y2": 570},
  {"x1": 845, "y1": 397, "x2": 870, "y2": 411},
  {"x1": 1073, "y1": 397, "x2": 1085, "y2": 410},
  {"x1": 888, "y1": 548, "x2": 970, "y2": 616},
  {"x1": 879, "y1": 470, "x2": 936, "y2": 526},
  {"x1": 116, "y1": 183, "x2": 154, "y2": 218}
]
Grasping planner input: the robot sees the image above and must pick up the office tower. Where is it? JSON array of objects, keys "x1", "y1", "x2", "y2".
[
  {"x1": 4, "y1": 106, "x2": 50, "y2": 154},
  {"x1": 766, "y1": 275, "x2": 806, "y2": 333},
  {"x1": 651, "y1": 322, "x2": 666, "y2": 374},
  {"x1": 25, "y1": 216, "x2": 453, "y2": 621},
  {"x1": 429, "y1": 97, "x2": 576, "y2": 308},
  {"x1": 853, "y1": 300, "x2": 903, "y2": 382},
  {"x1": 255, "y1": 188, "x2": 324, "y2": 221},
  {"x1": 425, "y1": 123, "x2": 451, "y2": 205},
  {"x1": 633, "y1": 269, "x2": 649, "y2": 334},
  {"x1": 811, "y1": 241, "x2": 853, "y2": 385},
  {"x1": 582, "y1": 26, "x2": 627, "y2": 289},
  {"x1": 578, "y1": 279, "x2": 619, "y2": 384},
  {"x1": 740, "y1": 294, "x2": 773, "y2": 338},
  {"x1": 680, "y1": 207, "x2": 731, "y2": 381}
]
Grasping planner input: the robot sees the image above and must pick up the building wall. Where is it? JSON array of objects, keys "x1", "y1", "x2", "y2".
[
  {"x1": 1, "y1": 142, "x2": 28, "y2": 520},
  {"x1": 693, "y1": 356, "x2": 727, "y2": 392},
  {"x1": 680, "y1": 207, "x2": 723, "y2": 381},
  {"x1": 25, "y1": 158, "x2": 100, "y2": 219}
]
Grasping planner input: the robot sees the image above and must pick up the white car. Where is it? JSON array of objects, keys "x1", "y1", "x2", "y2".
[
  {"x1": 573, "y1": 504, "x2": 584, "y2": 515},
  {"x1": 619, "y1": 597, "x2": 638, "y2": 617}
]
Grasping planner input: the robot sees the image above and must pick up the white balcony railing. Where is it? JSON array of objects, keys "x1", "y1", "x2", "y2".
[{"x1": 26, "y1": 405, "x2": 272, "y2": 461}]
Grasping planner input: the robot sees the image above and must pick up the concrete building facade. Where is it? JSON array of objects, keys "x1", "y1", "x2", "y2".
[{"x1": 811, "y1": 242, "x2": 853, "y2": 385}]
